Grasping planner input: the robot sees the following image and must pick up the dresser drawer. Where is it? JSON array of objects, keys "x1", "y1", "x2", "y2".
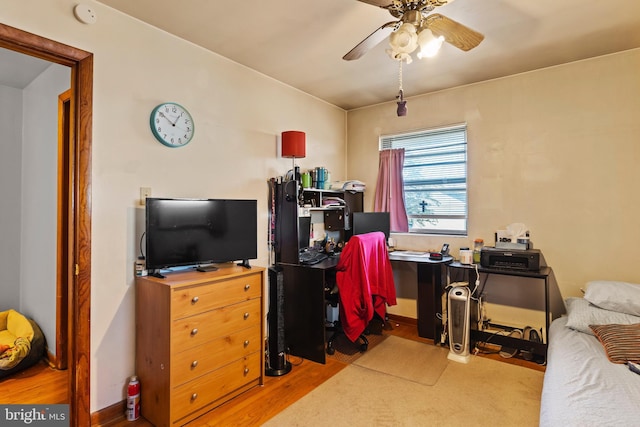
[
  {"x1": 172, "y1": 325, "x2": 261, "y2": 385},
  {"x1": 172, "y1": 273, "x2": 262, "y2": 319},
  {"x1": 172, "y1": 351, "x2": 261, "y2": 423},
  {"x1": 172, "y1": 299, "x2": 261, "y2": 350}
]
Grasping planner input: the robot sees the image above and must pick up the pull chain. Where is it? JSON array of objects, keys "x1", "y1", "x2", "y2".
[{"x1": 396, "y1": 58, "x2": 407, "y2": 116}]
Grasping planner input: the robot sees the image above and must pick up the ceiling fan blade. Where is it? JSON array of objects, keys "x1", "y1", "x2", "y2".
[
  {"x1": 356, "y1": 0, "x2": 394, "y2": 8},
  {"x1": 426, "y1": 13, "x2": 484, "y2": 51},
  {"x1": 343, "y1": 21, "x2": 398, "y2": 60}
]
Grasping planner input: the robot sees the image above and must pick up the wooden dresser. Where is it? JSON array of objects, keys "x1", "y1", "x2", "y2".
[{"x1": 135, "y1": 265, "x2": 265, "y2": 427}]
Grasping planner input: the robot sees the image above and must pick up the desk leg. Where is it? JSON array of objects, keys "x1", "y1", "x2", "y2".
[{"x1": 417, "y1": 263, "x2": 446, "y2": 341}]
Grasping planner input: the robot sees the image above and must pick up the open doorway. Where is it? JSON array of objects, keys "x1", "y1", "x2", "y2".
[{"x1": 0, "y1": 23, "x2": 93, "y2": 426}]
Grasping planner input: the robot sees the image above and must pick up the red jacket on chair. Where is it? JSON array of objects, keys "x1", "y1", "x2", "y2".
[{"x1": 335, "y1": 231, "x2": 397, "y2": 342}]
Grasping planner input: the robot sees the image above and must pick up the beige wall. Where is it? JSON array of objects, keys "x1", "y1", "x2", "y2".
[
  {"x1": 1, "y1": 0, "x2": 346, "y2": 412},
  {"x1": 347, "y1": 48, "x2": 640, "y2": 319}
]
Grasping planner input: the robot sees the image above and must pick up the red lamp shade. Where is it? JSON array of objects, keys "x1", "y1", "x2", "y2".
[{"x1": 281, "y1": 131, "x2": 306, "y2": 159}]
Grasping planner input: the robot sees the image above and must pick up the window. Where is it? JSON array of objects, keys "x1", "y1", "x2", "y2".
[{"x1": 380, "y1": 124, "x2": 467, "y2": 235}]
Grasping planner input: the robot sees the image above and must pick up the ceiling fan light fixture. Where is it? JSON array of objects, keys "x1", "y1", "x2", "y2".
[
  {"x1": 389, "y1": 23, "x2": 418, "y2": 54},
  {"x1": 342, "y1": 2, "x2": 484, "y2": 63},
  {"x1": 386, "y1": 49, "x2": 413, "y2": 63},
  {"x1": 417, "y1": 29, "x2": 445, "y2": 59}
]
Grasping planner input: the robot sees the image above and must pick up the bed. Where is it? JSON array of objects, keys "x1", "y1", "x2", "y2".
[{"x1": 539, "y1": 281, "x2": 640, "y2": 427}]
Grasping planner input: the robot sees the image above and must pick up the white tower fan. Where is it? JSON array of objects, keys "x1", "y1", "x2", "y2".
[{"x1": 447, "y1": 286, "x2": 471, "y2": 363}]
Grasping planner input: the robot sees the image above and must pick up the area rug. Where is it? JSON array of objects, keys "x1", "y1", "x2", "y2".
[
  {"x1": 262, "y1": 336, "x2": 544, "y2": 427},
  {"x1": 353, "y1": 335, "x2": 449, "y2": 385}
]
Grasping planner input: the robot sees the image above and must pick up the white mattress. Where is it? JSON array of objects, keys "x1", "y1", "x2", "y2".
[{"x1": 539, "y1": 317, "x2": 640, "y2": 427}]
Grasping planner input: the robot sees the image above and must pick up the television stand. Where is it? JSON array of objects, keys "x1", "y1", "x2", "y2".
[
  {"x1": 237, "y1": 259, "x2": 252, "y2": 269},
  {"x1": 149, "y1": 270, "x2": 166, "y2": 279},
  {"x1": 196, "y1": 265, "x2": 219, "y2": 272}
]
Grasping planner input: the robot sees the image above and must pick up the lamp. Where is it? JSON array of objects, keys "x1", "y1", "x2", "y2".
[
  {"x1": 386, "y1": 24, "x2": 444, "y2": 63},
  {"x1": 386, "y1": 23, "x2": 418, "y2": 64},
  {"x1": 281, "y1": 131, "x2": 306, "y2": 179},
  {"x1": 417, "y1": 28, "x2": 445, "y2": 59}
]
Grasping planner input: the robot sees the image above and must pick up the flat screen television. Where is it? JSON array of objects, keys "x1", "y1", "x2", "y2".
[
  {"x1": 351, "y1": 212, "x2": 391, "y2": 241},
  {"x1": 145, "y1": 197, "x2": 257, "y2": 273}
]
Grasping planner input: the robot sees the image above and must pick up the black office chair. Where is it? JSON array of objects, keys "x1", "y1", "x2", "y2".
[
  {"x1": 325, "y1": 283, "x2": 369, "y2": 354},
  {"x1": 325, "y1": 231, "x2": 396, "y2": 355}
]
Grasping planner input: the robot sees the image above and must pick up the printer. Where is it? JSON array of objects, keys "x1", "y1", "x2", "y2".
[{"x1": 480, "y1": 247, "x2": 543, "y2": 271}]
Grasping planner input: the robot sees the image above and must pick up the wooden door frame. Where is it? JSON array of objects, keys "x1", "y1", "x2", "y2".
[
  {"x1": 56, "y1": 89, "x2": 72, "y2": 370},
  {"x1": 0, "y1": 24, "x2": 92, "y2": 427}
]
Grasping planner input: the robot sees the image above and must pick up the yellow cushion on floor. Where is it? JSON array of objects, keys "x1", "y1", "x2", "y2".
[
  {"x1": 0, "y1": 309, "x2": 36, "y2": 370},
  {"x1": 0, "y1": 310, "x2": 7, "y2": 330},
  {"x1": 7, "y1": 310, "x2": 34, "y2": 341},
  {"x1": 0, "y1": 330, "x2": 16, "y2": 347}
]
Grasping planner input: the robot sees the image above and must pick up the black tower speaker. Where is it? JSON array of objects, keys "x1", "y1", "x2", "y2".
[
  {"x1": 275, "y1": 180, "x2": 300, "y2": 265},
  {"x1": 265, "y1": 266, "x2": 292, "y2": 376}
]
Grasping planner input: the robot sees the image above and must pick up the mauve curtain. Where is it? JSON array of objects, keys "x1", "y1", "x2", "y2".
[{"x1": 374, "y1": 148, "x2": 409, "y2": 232}]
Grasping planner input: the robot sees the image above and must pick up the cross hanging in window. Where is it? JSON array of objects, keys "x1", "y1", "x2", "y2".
[{"x1": 419, "y1": 200, "x2": 429, "y2": 212}]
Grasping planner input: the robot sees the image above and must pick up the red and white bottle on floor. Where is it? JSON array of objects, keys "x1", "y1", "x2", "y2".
[{"x1": 126, "y1": 375, "x2": 140, "y2": 421}]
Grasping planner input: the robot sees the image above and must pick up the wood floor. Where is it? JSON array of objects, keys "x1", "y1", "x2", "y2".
[
  {"x1": 1, "y1": 317, "x2": 544, "y2": 426},
  {"x1": 0, "y1": 359, "x2": 68, "y2": 404}
]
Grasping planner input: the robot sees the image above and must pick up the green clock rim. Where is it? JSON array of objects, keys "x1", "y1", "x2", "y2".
[{"x1": 149, "y1": 102, "x2": 195, "y2": 148}]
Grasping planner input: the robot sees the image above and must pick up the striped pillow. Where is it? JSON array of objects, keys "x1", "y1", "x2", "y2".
[{"x1": 590, "y1": 323, "x2": 640, "y2": 364}]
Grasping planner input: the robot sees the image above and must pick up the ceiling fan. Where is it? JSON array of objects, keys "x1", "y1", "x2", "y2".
[{"x1": 344, "y1": 0, "x2": 484, "y2": 62}]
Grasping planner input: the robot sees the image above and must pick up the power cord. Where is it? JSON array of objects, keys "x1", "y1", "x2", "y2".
[
  {"x1": 469, "y1": 263, "x2": 480, "y2": 296},
  {"x1": 286, "y1": 353, "x2": 304, "y2": 367},
  {"x1": 138, "y1": 231, "x2": 146, "y2": 260},
  {"x1": 473, "y1": 329, "x2": 511, "y2": 355}
]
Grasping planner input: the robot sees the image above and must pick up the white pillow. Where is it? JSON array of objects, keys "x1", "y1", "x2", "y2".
[
  {"x1": 565, "y1": 297, "x2": 640, "y2": 335},
  {"x1": 584, "y1": 280, "x2": 640, "y2": 317}
]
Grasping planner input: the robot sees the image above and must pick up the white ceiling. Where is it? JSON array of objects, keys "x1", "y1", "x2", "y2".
[
  {"x1": 19, "y1": 1, "x2": 640, "y2": 110},
  {"x1": 96, "y1": 0, "x2": 640, "y2": 110}
]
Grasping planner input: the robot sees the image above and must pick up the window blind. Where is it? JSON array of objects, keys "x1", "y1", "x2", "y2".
[{"x1": 380, "y1": 124, "x2": 467, "y2": 235}]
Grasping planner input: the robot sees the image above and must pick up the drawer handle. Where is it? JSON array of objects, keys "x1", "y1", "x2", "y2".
[
  {"x1": 191, "y1": 296, "x2": 199, "y2": 304},
  {"x1": 243, "y1": 367, "x2": 249, "y2": 376},
  {"x1": 244, "y1": 340, "x2": 250, "y2": 347},
  {"x1": 243, "y1": 312, "x2": 250, "y2": 320},
  {"x1": 244, "y1": 284, "x2": 251, "y2": 291},
  {"x1": 191, "y1": 393, "x2": 198, "y2": 401},
  {"x1": 191, "y1": 328, "x2": 198, "y2": 336},
  {"x1": 191, "y1": 360, "x2": 198, "y2": 368}
]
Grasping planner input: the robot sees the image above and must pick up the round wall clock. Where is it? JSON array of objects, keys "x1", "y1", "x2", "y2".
[{"x1": 149, "y1": 102, "x2": 195, "y2": 147}]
